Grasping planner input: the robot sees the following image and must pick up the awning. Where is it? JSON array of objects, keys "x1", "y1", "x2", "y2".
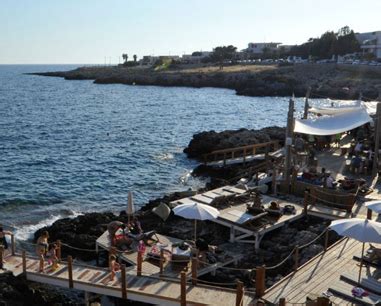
[
  {"x1": 294, "y1": 108, "x2": 371, "y2": 136},
  {"x1": 309, "y1": 100, "x2": 378, "y2": 116}
]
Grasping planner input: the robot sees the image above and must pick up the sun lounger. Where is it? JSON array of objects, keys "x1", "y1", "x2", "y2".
[
  {"x1": 340, "y1": 272, "x2": 381, "y2": 295},
  {"x1": 329, "y1": 280, "x2": 381, "y2": 305},
  {"x1": 353, "y1": 255, "x2": 381, "y2": 268},
  {"x1": 191, "y1": 194, "x2": 214, "y2": 205}
]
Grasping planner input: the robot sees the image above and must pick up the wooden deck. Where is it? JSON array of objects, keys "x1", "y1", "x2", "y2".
[
  {"x1": 96, "y1": 232, "x2": 242, "y2": 279},
  {"x1": 3, "y1": 253, "x2": 255, "y2": 305},
  {"x1": 261, "y1": 238, "x2": 381, "y2": 305},
  {"x1": 169, "y1": 185, "x2": 247, "y2": 208}
]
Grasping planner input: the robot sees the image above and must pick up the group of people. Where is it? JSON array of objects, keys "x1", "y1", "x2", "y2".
[
  {"x1": 300, "y1": 167, "x2": 336, "y2": 189},
  {"x1": 107, "y1": 217, "x2": 143, "y2": 251},
  {"x1": 36, "y1": 231, "x2": 59, "y2": 272}
]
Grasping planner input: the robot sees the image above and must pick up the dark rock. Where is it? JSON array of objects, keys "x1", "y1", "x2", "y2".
[{"x1": 184, "y1": 126, "x2": 285, "y2": 159}]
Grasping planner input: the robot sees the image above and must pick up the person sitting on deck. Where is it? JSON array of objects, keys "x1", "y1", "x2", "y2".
[
  {"x1": 325, "y1": 174, "x2": 336, "y2": 189},
  {"x1": 354, "y1": 141, "x2": 363, "y2": 154},
  {"x1": 247, "y1": 193, "x2": 265, "y2": 214},
  {"x1": 128, "y1": 217, "x2": 143, "y2": 236},
  {"x1": 269, "y1": 201, "x2": 280, "y2": 210},
  {"x1": 112, "y1": 223, "x2": 133, "y2": 251}
]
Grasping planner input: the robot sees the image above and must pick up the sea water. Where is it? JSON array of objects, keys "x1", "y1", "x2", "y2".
[{"x1": 0, "y1": 64, "x2": 309, "y2": 239}]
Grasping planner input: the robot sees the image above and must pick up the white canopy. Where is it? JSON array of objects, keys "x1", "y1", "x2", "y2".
[
  {"x1": 309, "y1": 100, "x2": 378, "y2": 116},
  {"x1": 329, "y1": 218, "x2": 381, "y2": 243},
  {"x1": 365, "y1": 200, "x2": 381, "y2": 214},
  {"x1": 294, "y1": 108, "x2": 371, "y2": 136}
]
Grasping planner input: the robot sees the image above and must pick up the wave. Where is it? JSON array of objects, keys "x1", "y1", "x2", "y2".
[
  {"x1": 14, "y1": 209, "x2": 82, "y2": 241},
  {"x1": 154, "y1": 152, "x2": 175, "y2": 161}
]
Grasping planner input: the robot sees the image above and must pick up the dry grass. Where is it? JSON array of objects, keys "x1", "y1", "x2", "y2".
[{"x1": 164, "y1": 64, "x2": 278, "y2": 74}]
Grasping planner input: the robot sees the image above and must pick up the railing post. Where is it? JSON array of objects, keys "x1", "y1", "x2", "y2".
[
  {"x1": 255, "y1": 266, "x2": 266, "y2": 298},
  {"x1": 180, "y1": 271, "x2": 186, "y2": 306},
  {"x1": 121, "y1": 264, "x2": 127, "y2": 299},
  {"x1": 67, "y1": 255, "x2": 74, "y2": 288},
  {"x1": 22, "y1": 250, "x2": 27, "y2": 274},
  {"x1": 272, "y1": 167, "x2": 277, "y2": 195},
  {"x1": 223, "y1": 153, "x2": 227, "y2": 166},
  {"x1": 191, "y1": 257, "x2": 198, "y2": 285},
  {"x1": 236, "y1": 281, "x2": 244, "y2": 306},
  {"x1": 294, "y1": 246, "x2": 299, "y2": 271},
  {"x1": 317, "y1": 296, "x2": 330, "y2": 306},
  {"x1": 243, "y1": 148, "x2": 247, "y2": 164},
  {"x1": 303, "y1": 191, "x2": 309, "y2": 216},
  {"x1": 137, "y1": 251, "x2": 142, "y2": 276},
  {"x1": 56, "y1": 240, "x2": 61, "y2": 260},
  {"x1": 367, "y1": 208, "x2": 373, "y2": 220},
  {"x1": 279, "y1": 297, "x2": 286, "y2": 306},
  {"x1": 159, "y1": 249, "x2": 164, "y2": 277},
  {"x1": 11, "y1": 234, "x2": 15, "y2": 256},
  {"x1": 324, "y1": 230, "x2": 329, "y2": 252},
  {"x1": 0, "y1": 246, "x2": 4, "y2": 270}
]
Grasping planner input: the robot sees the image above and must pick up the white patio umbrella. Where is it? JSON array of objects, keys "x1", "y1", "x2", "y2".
[
  {"x1": 127, "y1": 191, "x2": 135, "y2": 223},
  {"x1": 173, "y1": 202, "x2": 220, "y2": 240},
  {"x1": 365, "y1": 200, "x2": 381, "y2": 214},
  {"x1": 329, "y1": 218, "x2": 381, "y2": 282}
]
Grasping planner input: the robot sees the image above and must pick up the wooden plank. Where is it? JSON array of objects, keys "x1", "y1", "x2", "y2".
[
  {"x1": 263, "y1": 239, "x2": 362, "y2": 304},
  {"x1": 77, "y1": 269, "x2": 91, "y2": 280},
  {"x1": 329, "y1": 280, "x2": 381, "y2": 306}
]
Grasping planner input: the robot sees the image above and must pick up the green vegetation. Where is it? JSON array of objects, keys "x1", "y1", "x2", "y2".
[
  {"x1": 289, "y1": 26, "x2": 360, "y2": 59},
  {"x1": 208, "y1": 45, "x2": 237, "y2": 69}
]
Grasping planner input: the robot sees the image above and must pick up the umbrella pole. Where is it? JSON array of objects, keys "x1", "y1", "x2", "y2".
[
  {"x1": 194, "y1": 220, "x2": 197, "y2": 241},
  {"x1": 358, "y1": 242, "x2": 365, "y2": 283}
]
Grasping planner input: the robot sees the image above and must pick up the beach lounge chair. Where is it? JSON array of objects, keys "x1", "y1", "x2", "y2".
[
  {"x1": 340, "y1": 272, "x2": 381, "y2": 295},
  {"x1": 353, "y1": 255, "x2": 381, "y2": 269},
  {"x1": 328, "y1": 280, "x2": 381, "y2": 305}
]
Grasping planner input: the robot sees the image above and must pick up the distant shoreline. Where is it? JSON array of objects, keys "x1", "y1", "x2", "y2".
[{"x1": 30, "y1": 63, "x2": 381, "y2": 100}]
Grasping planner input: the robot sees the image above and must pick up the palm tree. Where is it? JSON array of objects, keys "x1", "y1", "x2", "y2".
[
  {"x1": 133, "y1": 54, "x2": 137, "y2": 62},
  {"x1": 122, "y1": 53, "x2": 128, "y2": 64}
]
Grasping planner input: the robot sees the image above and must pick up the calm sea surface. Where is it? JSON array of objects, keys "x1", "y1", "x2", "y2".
[{"x1": 0, "y1": 65, "x2": 308, "y2": 239}]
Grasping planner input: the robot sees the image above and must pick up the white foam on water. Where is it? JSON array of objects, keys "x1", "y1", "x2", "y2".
[
  {"x1": 155, "y1": 152, "x2": 175, "y2": 161},
  {"x1": 15, "y1": 210, "x2": 82, "y2": 241}
]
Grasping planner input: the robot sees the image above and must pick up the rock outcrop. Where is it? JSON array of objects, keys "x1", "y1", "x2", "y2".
[
  {"x1": 184, "y1": 126, "x2": 285, "y2": 159},
  {"x1": 30, "y1": 63, "x2": 381, "y2": 100}
]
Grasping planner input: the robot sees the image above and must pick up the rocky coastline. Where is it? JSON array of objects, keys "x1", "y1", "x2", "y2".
[
  {"x1": 1, "y1": 126, "x2": 340, "y2": 305},
  {"x1": 30, "y1": 63, "x2": 381, "y2": 100}
]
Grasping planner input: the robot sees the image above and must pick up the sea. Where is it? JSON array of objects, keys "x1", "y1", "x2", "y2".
[{"x1": 0, "y1": 64, "x2": 309, "y2": 240}]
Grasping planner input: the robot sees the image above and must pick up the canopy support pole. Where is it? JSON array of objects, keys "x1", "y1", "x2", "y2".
[
  {"x1": 372, "y1": 103, "x2": 381, "y2": 177},
  {"x1": 303, "y1": 87, "x2": 311, "y2": 119},
  {"x1": 284, "y1": 95, "x2": 295, "y2": 190}
]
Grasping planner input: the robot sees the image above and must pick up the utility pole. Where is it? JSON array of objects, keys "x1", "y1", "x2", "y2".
[
  {"x1": 372, "y1": 103, "x2": 381, "y2": 177},
  {"x1": 303, "y1": 87, "x2": 311, "y2": 119},
  {"x1": 284, "y1": 95, "x2": 295, "y2": 190}
]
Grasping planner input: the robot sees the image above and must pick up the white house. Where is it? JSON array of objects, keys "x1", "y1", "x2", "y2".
[
  {"x1": 356, "y1": 31, "x2": 381, "y2": 59},
  {"x1": 246, "y1": 42, "x2": 282, "y2": 54},
  {"x1": 181, "y1": 51, "x2": 212, "y2": 64}
]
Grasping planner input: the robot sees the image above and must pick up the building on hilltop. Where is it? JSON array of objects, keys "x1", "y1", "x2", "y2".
[
  {"x1": 355, "y1": 31, "x2": 381, "y2": 59},
  {"x1": 245, "y1": 42, "x2": 282, "y2": 54},
  {"x1": 181, "y1": 51, "x2": 212, "y2": 64}
]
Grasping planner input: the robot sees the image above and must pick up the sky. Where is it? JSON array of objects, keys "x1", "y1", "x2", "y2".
[{"x1": 0, "y1": 0, "x2": 380, "y2": 64}]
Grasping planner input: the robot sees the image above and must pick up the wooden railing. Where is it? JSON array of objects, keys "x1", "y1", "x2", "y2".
[
  {"x1": 0, "y1": 237, "x2": 249, "y2": 306},
  {"x1": 202, "y1": 140, "x2": 280, "y2": 165}
]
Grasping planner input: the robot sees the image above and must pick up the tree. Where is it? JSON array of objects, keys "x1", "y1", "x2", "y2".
[
  {"x1": 210, "y1": 45, "x2": 237, "y2": 69},
  {"x1": 192, "y1": 51, "x2": 202, "y2": 56},
  {"x1": 133, "y1": 54, "x2": 137, "y2": 62},
  {"x1": 122, "y1": 53, "x2": 128, "y2": 63},
  {"x1": 288, "y1": 26, "x2": 360, "y2": 59}
]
